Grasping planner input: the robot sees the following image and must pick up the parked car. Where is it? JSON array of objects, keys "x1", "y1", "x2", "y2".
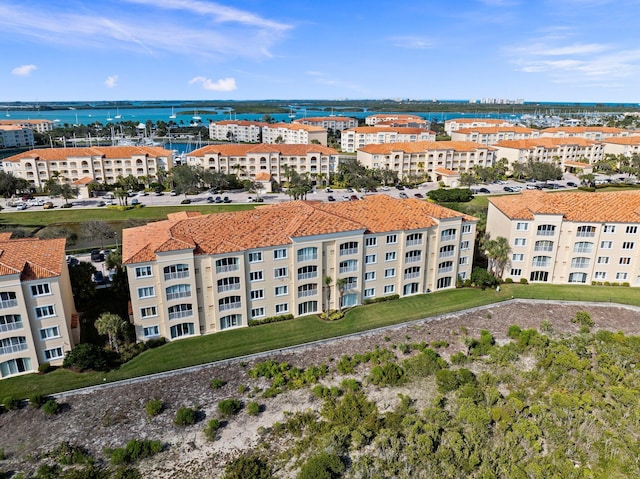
[
  {"x1": 92, "y1": 271, "x2": 105, "y2": 284},
  {"x1": 395, "y1": 184, "x2": 405, "y2": 190},
  {"x1": 566, "y1": 181, "x2": 577, "y2": 187},
  {"x1": 414, "y1": 193, "x2": 424, "y2": 199},
  {"x1": 350, "y1": 194, "x2": 359, "y2": 201},
  {"x1": 206, "y1": 196, "x2": 214, "y2": 203},
  {"x1": 380, "y1": 185, "x2": 390, "y2": 191},
  {"x1": 131, "y1": 198, "x2": 140, "y2": 205},
  {"x1": 90, "y1": 250, "x2": 105, "y2": 262},
  {"x1": 325, "y1": 187, "x2": 333, "y2": 193},
  {"x1": 346, "y1": 187, "x2": 354, "y2": 193},
  {"x1": 214, "y1": 196, "x2": 223, "y2": 203},
  {"x1": 16, "y1": 203, "x2": 27, "y2": 210},
  {"x1": 503, "y1": 186, "x2": 515, "y2": 192},
  {"x1": 60, "y1": 203, "x2": 73, "y2": 208},
  {"x1": 399, "y1": 192, "x2": 408, "y2": 199},
  {"x1": 97, "y1": 201, "x2": 106, "y2": 207},
  {"x1": 170, "y1": 190, "x2": 177, "y2": 196},
  {"x1": 180, "y1": 199, "x2": 191, "y2": 204},
  {"x1": 327, "y1": 195, "x2": 336, "y2": 202},
  {"x1": 27, "y1": 198, "x2": 44, "y2": 206},
  {"x1": 254, "y1": 197, "x2": 264, "y2": 202},
  {"x1": 223, "y1": 196, "x2": 231, "y2": 203},
  {"x1": 154, "y1": 191, "x2": 163, "y2": 196},
  {"x1": 43, "y1": 201, "x2": 54, "y2": 209},
  {"x1": 136, "y1": 191, "x2": 148, "y2": 197},
  {"x1": 479, "y1": 187, "x2": 490, "y2": 194}
]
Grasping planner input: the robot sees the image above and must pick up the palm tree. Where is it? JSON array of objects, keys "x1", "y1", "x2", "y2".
[
  {"x1": 94, "y1": 312, "x2": 128, "y2": 353},
  {"x1": 323, "y1": 275, "x2": 333, "y2": 314},
  {"x1": 336, "y1": 278, "x2": 348, "y2": 312},
  {"x1": 482, "y1": 236, "x2": 511, "y2": 278}
]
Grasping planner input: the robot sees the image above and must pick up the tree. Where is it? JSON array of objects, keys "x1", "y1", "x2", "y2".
[
  {"x1": 69, "y1": 262, "x2": 97, "y2": 309},
  {"x1": 525, "y1": 160, "x2": 562, "y2": 184},
  {"x1": 171, "y1": 164, "x2": 201, "y2": 196},
  {"x1": 49, "y1": 183, "x2": 79, "y2": 205},
  {"x1": 336, "y1": 278, "x2": 348, "y2": 312},
  {"x1": 459, "y1": 172, "x2": 478, "y2": 188},
  {"x1": 95, "y1": 312, "x2": 128, "y2": 353},
  {"x1": 0, "y1": 171, "x2": 28, "y2": 198},
  {"x1": 323, "y1": 275, "x2": 333, "y2": 314},
  {"x1": 298, "y1": 453, "x2": 345, "y2": 479},
  {"x1": 482, "y1": 236, "x2": 511, "y2": 278}
]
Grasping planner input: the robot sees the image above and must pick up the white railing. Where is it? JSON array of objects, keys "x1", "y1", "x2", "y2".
[
  {"x1": 573, "y1": 247, "x2": 593, "y2": 254},
  {"x1": 339, "y1": 248, "x2": 358, "y2": 256},
  {"x1": 534, "y1": 246, "x2": 553, "y2": 252},
  {"x1": 339, "y1": 266, "x2": 357, "y2": 274},
  {"x1": 532, "y1": 261, "x2": 550, "y2": 268},
  {"x1": 0, "y1": 322, "x2": 22, "y2": 333},
  {"x1": 219, "y1": 302, "x2": 241, "y2": 311},
  {"x1": 297, "y1": 254, "x2": 318, "y2": 262},
  {"x1": 438, "y1": 266, "x2": 453, "y2": 274},
  {"x1": 217, "y1": 284, "x2": 240, "y2": 293},
  {"x1": 441, "y1": 234, "x2": 456, "y2": 242},
  {"x1": 168, "y1": 309, "x2": 193, "y2": 320},
  {"x1": 404, "y1": 272, "x2": 420, "y2": 280},
  {"x1": 0, "y1": 343, "x2": 28, "y2": 356},
  {"x1": 0, "y1": 299, "x2": 18, "y2": 310},
  {"x1": 571, "y1": 263, "x2": 590, "y2": 269},
  {"x1": 344, "y1": 283, "x2": 357, "y2": 291},
  {"x1": 216, "y1": 264, "x2": 239, "y2": 274},
  {"x1": 405, "y1": 256, "x2": 421, "y2": 264},
  {"x1": 537, "y1": 230, "x2": 555, "y2": 236},
  {"x1": 407, "y1": 239, "x2": 422, "y2": 247},
  {"x1": 164, "y1": 271, "x2": 189, "y2": 281},
  {"x1": 298, "y1": 289, "x2": 318, "y2": 298},
  {"x1": 576, "y1": 231, "x2": 595, "y2": 238},
  {"x1": 298, "y1": 272, "x2": 317, "y2": 280},
  {"x1": 166, "y1": 291, "x2": 191, "y2": 301},
  {"x1": 439, "y1": 250, "x2": 454, "y2": 258}
]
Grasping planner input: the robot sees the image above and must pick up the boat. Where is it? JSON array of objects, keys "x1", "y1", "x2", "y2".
[
  {"x1": 5, "y1": 109, "x2": 9, "y2": 117},
  {"x1": 288, "y1": 107, "x2": 296, "y2": 119},
  {"x1": 114, "y1": 107, "x2": 122, "y2": 119},
  {"x1": 169, "y1": 106, "x2": 176, "y2": 119},
  {"x1": 106, "y1": 112, "x2": 113, "y2": 121},
  {"x1": 192, "y1": 109, "x2": 201, "y2": 121}
]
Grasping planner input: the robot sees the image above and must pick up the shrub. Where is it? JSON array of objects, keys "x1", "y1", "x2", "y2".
[
  {"x1": 519, "y1": 278, "x2": 528, "y2": 284},
  {"x1": 204, "y1": 419, "x2": 221, "y2": 441},
  {"x1": 504, "y1": 277, "x2": 514, "y2": 284},
  {"x1": 145, "y1": 337, "x2": 167, "y2": 349},
  {"x1": 248, "y1": 314, "x2": 293, "y2": 327},
  {"x1": 368, "y1": 362, "x2": 405, "y2": 387},
  {"x1": 572, "y1": 311, "x2": 594, "y2": 328},
  {"x1": 47, "y1": 442, "x2": 91, "y2": 465},
  {"x1": 144, "y1": 399, "x2": 164, "y2": 417},
  {"x1": 43, "y1": 399, "x2": 61, "y2": 415},
  {"x1": 3, "y1": 396, "x2": 19, "y2": 410},
  {"x1": 106, "y1": 439, "x2": 163, "y2": 465},
  {"x1": 298, "y1": 452, "x2": 345, "y2": 479},
  {"x1": 507, "y1": 324, "x2": 522, "y2": 339},
  {"x1": 30, "y1": 394, "x2": 46, "y2": 409},
  {"x1": 174, "y1": 407, "x2": 197, "y2": 426},
  {"x1": 222, "y1": 454, "x2": 272, "y2": 479},
  {"x1": 63, "y1": 343, "x2": 111, "y2": 371},
  {"x1": 427, "y1": 188, "x2": 474, "y2": 203},
  {"x1": 210, "y1": 378, "x2": 227, "y2": 389},
  {"x1": 404, "y1": 348, "x2": 447, "y2": 377},
  {"x1": 450, "y1": 351, "x2": 468, "y2": 365},
  {"x1": 38, "y1": 362, "x2": 52, "y2": 374},
  {"x1": 246, "y1": 401, "x2": 260, "y2": 416},
  {"x1": 218, "y1": 399, "x2": 242, "y2": 416}
]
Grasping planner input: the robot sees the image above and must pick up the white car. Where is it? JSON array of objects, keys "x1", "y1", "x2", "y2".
[
  {"x1": 380, "y1": 186, "x2": 390, "y2": 191},
  {"x1": 27, "y1": 198, "x2": 44, "y2": 206}
]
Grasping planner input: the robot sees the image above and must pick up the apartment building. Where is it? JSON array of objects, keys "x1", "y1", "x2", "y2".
[
  {"x1": 341, "y1": 127, "x2": 436, "y2": 153},
  {"x1": 450, "y1": 126, "x2": 538, "y2": 145},
  {"x1": 0, "y1": 119, "x2": 56, "y2": 134},
  {"x1": 444, "y1": 118, "x2": 514, "y2": 136},
  {"x1": 493, "y1": 138, "x2": 604, "y2": 171},
  {"x1": 187, "y1": 143, "x2": 339, "y2": 184},
  {"x1": 122, "y1": 195, "x2": 477, "y2": 342},
  {"x1": 365, "y1": 114, "x2": 426, "y2": 127},
  {"x1": 600, "y1": 136, "x2": 640, "y2": 157},
  {"x1": 293, "y1": 116, "x2": 357, "y2": 131},
  {"x1": 2, "y1": 146, "x2": 173, "y2": 187},
  {"x1": 357, "y1": 141, "x2": 496, "y2": 181},
  {"x1": 486, "y1": 190, "x2": 640, "y2": 286},
  {"x1": 0, "y1": 234, "x2": 78, "y2": 379},
  {"x1": 208, "y1": 120, "x2": 268, "y2": 143},
  {"x1": 262, "y1": 123, "x2": 327, "y2": 146},
  {"x1": 0, "y1": 125, "x2": 35, "y2": 149},
  {"x1": 540, "y1": 126, "x2": 633, "y2": 141}
]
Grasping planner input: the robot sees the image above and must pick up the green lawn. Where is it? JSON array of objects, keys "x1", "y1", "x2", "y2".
[{"x1": 3, "y1": 283, "x2": 640, "y2": 399}]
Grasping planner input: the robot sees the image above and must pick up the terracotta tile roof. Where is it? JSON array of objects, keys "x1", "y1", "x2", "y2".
[
  {"x1": 542, "y1": 126, "x2": 628, "y2": 134},
  {"x1": 189, "y1": 143, "x2": 338, "y2": 157},
  {"x1": 0, "y1": 125, "x2": 25, "y2": 131},
  {"x1": 489, "y1": 190, "x2": 640, "y2": 223},
  {"x1": 447, "y1": 118, "x2": 509, "y2": 124},
  {"x1": 266, "y1": 123, "x2": 326, "y2": 132},
  {"x1": 123, "y1": 195, "x2": 475, "y2": 264},
  {"x1": 564, "y1": 160, "x2": 592, "y2": 167},
  {"x1": 294, "y1": 117, "x2": 356, "y2": 123},
  {"x1": 345, "y1": 127, "x2": 432, "y2": 134},
  {"x1": 71, "y1": 176, "x2": 95, "y2": 185},
  {"x1": 435, "y1": 167, "x2": 458, "y2": 175},
  {"x1": 255, "y1": 172, "x2": 271, "y2": 181},
  {"x1": 0, "y1": 237, "x2": 65, "y2": 280},
  {"x1": 600, "y1": 137, "x2": 640, "y2": 145},
  {"x1": 211, "y1": 120, "x2": 268, "y2": 127},
  {"x1": 2, "y1": 146, "x2": 172, "y2": 163},
  {"x1": 455, "y1": 126, "x2": 535, "y2": 134},
  {"x1": 359, "y1": 140, "x2": 495, "y2": 154},
  {"x1": 368, "y1": 114, "x2": 423, "y2": 120},
  {"x1": 494, "y1": 137, "x2": 597, "y2": 149},
  {"x1": 0, "y1": 119, "x2": 53, "y2": 125}
]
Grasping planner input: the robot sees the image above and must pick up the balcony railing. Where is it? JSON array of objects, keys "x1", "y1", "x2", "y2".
[
  {"x1": 441, "y1": 234, "x2": 456, "y2": 242},
  {"x1": 571, "y1": 263, "x2": 589, "y2": 269},
  {"x1": 166, "y1": 291, "x2": 192, "y2": 301},
  {"x1": 404, "y1": 272, "x2": 420, "y2": 280},
  {"x1": 298, "y1": 289, "x2": 318, "y2": 298},
  {"x1": 344, "y1": 283, "x2": 357, "y2": 291},
  {"x1": 407, "y1": 239, "x2": 422, "y2": 247},
  {"x1": 298, "y1": 272, "x2": 318, "y2": 280},
  {"x1": 534, "y1": 246, "x2": 553, "y2": 252},
  {"x1": 217, "y1": 283, "x2": 240, "y2": 293},
  {"x1": 0, "y1": 322, "x2": 22, "y2": 333},
  {"x1": 573, "y1": 247, "x2": 593, "y2": 254},
  {"x1": 216, "y1": 264, "x2": 239, "y2": 274},
  {"x1": 164, "y1": 271, "x2": 189, "y2": 281},
  {"x1": 339, "y1": 266, "x2": 357, "y2": 274},
  {"x1": 405, "y1": 256, "x2": 421, "y2": 264},
  {"x1": 219, "y1": 302, "x2": 241, "y2": 312},
  {"x1": 168, "y1": 309, "x2": 193, "y2": 320},
  {"x1": 439, "y1": 250, "x2": 455, "y2": 258},
  {"x1": 576, "y1": 231, "x2": 595, "y2": 238},
  {"x1": 0, "y1": 299, "x2": 18, "y2": 310},
  {"x1": 298, "y1": 254, "x2": 318, "y2": 262},
  {"x1": 438, "y1": 266, "x2": 453, "y2": 274},
  {"x1": 0, "y1": 343, "x2": 28, "y2": 356},
  {"x1": 532, "y1": 261, "x2": 551, "y2": 268},
  {"x1": 537, "y1": 230, "x2": 555, "y2": 236},
  {"x1": 339, "y1": 248, "x2": 358, "y2": 256}
]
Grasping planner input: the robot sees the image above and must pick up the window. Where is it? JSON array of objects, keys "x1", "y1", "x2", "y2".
[
  {"x1": 364, "y1": 288, "x2": 375, "y2": 298},
  {"x1": 603, "y1": 225, "x2": 616, "y2": 233},
  {"x1": 35, "y1": 305, "x2": 55, "y2": 319},
  {"x1": 297, "y1": 265, "x2": 317, "y2": 280},
  {"x1": 251, "y1": 307, "x2": 265, "y2": 318},
  {"x1": 339, "y1": 259, "x2": 358, "y2": 274},
  {"x1": 249, "y1": 270, "x2": 264, "y2": 282},
  {"x1": 616, "y1": 272, "x2": 628, "y2": 281},
  {"x1": 403, "y1": 283, "x2": 420, "y2": 295},
  {"x1": 274, "y1": 267, "x2": 288, "y2": 279},
  {"x1": 386, "y1": 234, "x2": 398, "y2": 245},
  {"x1": 248, "y1": 251, "x2": 263, "y2": 263},
  {"x1": 383, "y1": 284, "x2": 395, "y2": 294},
  {"x1": 343, "y1": 277, "x2": 357, "y2": 291},
  {"x1": 626, "y1": 226, "x2": 638, "y2": 234},
  {"x1": 404, "y1": 266, "x2": 420, "y2": 279},
  {"x1": 573, "y1": 242, "x2": 593, "y2": 254},
  {"x1": 297, "y1": 247, "x2": 318, "y2": 262},
  {"x1": 365, "y1": 271, "x2": 376, "y2": 281},
  {"x1": 597, "y1": 256, "x2": 610, "y2": 264},
  {"x1": 571, "y1": 257, "x2": 590, "y2": 268},
  {"x1": 438, "y1": 261, "x2": 454, "y2": 273},
  {"x1": 0, "y1": 292, "x2": 17, "y2": 309},
  {"x1": 440, "y1": 245, "x2": 455, "y2": 257},
  {"x1": 135, "y1": 266, "x2": 152, "y2": 278},
  {"x1": 217, "y1": 277, "x2": 240, "y2": 293},
  {"x1": 39, "y1": 326, "x2": 60, "y2": 340},
  {"x1": 219, "y1": 296, "x2": 241, "y2": 311},
  {"x1": 594, "y1": 272, "x2": 606, "y2": 280},
  {"x1": 537, "y1": 224, "x2": 556, "y2": 236},
  {"x1": 168, "y1": 304, "x2": 193, "y2": 320},
  {"x1": 216, "y1": 257, "x2": 239, "y2": 273},
  {"x1": 512, "y1": 253, "x2": 524, "y2": 262},
  {"x1": 44, "y1": 347, "x2": 64, "y2": 361},
  {"x1": 568, "y1": 272, "x2": 587, "y2": 283},
  {"x1": 576, "y1": 225, "x2": 596, "y2": 237},
  {"x1": 620, "y1": 257, "x2": 631, "y2": 265},
  {"x1": 140, "y1": 306, "x2": 157, "y2": 318},
  {"x1": 365, "y1": 237, "x2": 377, "y2": 247},
  {"x1": 462, "y1": 224, "x2": 472, "y2": 234},
  {"x1": 514, "y1": 238, "x2": 527, "y2": 246},
  {"x1": 406, "y1": 233, "x2": 423, "y2": 246},
  {"x1": 163, "y1": 264, "x2": 189, "y2": 280},
  {"x1": 510, "y1": 268, "x2": 522, "y2": 276},
  {"x1": 275, "y1": 285, "x2": 288, "y2": 296},
  {"x1": 600, "y1": 241, "x2": 613, "y2": 249},
  {"x1": 441, "y1": 229, "x2": 456, "y2": 241},
  {"x1": 275, "y1": 303, "x2": 289, "y2": 314},
  {"x1": 339, "y1": 241, "x2": 358, "y2": 256},
  {"x1": 273, "y1": 248, "x2": 287, "y2": 260},
  {"x1": 298, "y1": 301, "x2": 318, "y2": 316},
  {"x1": 341, "y1": 293, "x2": 357, "y2": 308},
  {"x1": 0, "y1": 336, "x2": 28, "y2": 355},
  {"x1": 459, "y1": 256, "x2": 469, "y2": 265},
  {"x1": 30, "y1": 283, "x2": 51, "y2": 297},
  {"x1": 384, "y1": 268, "x2": 396, "y2": 278},
  {"x1": 516, "y1": 222, "x2": 529, "y2": 231},
  {"x1": 365, "y1": 254, "x2": 377, "y2": 264},
  {"x1": 250, "y1": 289, "x2": 265, "y2": 300},
  {"x1": 170, "y1": 322, "x2": 194, "y2": 339},
  {"x1": 437, "y1": 277, "x2": 452, "y2": 289},
  {"x1": 405, "y1": 250, "x2": 421, "y2": 263},
  {"x1": 385, "y1": 252, "x2": 397, "y2": 262},
  {"x1": 137, "y1": 286, "x2": 155, "y2": 299},
  {"x1": 0, "y1": 315, "x2": 22, "y2": 333},
  {"x1": 623, "y1": 242, "x2": 635, "y2": 250},
  {"x1": 220, "y1": 314, "x2": 242, "y2": 329},
  {"x1": 143, "y1": 325, "x2": 160, "y2": 338},
  {"x1": 460, "y1": 240, "x2": 470, "y2": 250},
  {"x1": 166, "y1": 284, "x2": 191, "y2": 300},
  {"x1": 298, "y1": 283, "x2": 318, "y2": 298},
  {"x1": 530, "y1": 271, "x2": 549, "y2": 282},
  {"x1": 0, "y1": 357, "x2": 31, "y2": 378}
]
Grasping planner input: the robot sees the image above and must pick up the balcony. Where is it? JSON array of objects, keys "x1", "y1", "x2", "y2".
[
  {"x1": 164, "y1": 271, "x2": 189, "y2": 281},
  {"x1": 532, "y1": 261, "x2": 551, "y2": 268},
  {"x1": 166, "y1": 291, "x2": 192, "y2": 301},
  {"x1": 407, "y1": 239, "x2": 422, "y2": 247},
  {"x1": 404, "y1": 272, "x2": 420, "y2": 280},
  {"x1": 440, "y1": 234, "x2": 456, "y2": 242},
  {"x1": 298, "y1": 272, "x2": 317, "y2": 281},
  {"x1": 537, "y1": 230, "x2": 555, "y2": 236},
  {"x1": 217, "y1": 283, "x2": 240, "y2": 293},
  {"x1": 576, "y1": 231, "x2": 595, "y2": 238},
  {"x1": 219, "y1": 302, "x2": 241, "y2": 312},
  {"x1": 438, "y1": 266, "x2": 453, "y2": 274},
  {"x1": 168, "y1": 309, "x2": 193, "y2": 320},
  {"x1": 405, "y1": 255, "x2": 422, "y2": 264},
  {"x1": 298, "y1": 289, "x2": 318, "y2": 298},
  {"x1": 339, "y1": 266, "x2": 357, "y2": 274},
  {"x1": 534, "y1": 246, "x2": 553, "y2": 252},
  {"x1": 0, "y1": 299, "x2": 18, "y2": 310},
  {"x1": 216, "y1": 264, "x2": 239, "y2": 274},
  {"x1": 439, "y1": 250, "x2": 455, "y2": 258},
  {"x1": 0, "y1": 321, "x2": 22, "y2": 333},
  {"x1": 0, "y1": 343, "x2": 28, "y2": 356}
]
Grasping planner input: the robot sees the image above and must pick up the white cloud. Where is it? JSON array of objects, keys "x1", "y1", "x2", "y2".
[
  {"x1": 189, "y1": 76, "x2": 237, "y2": 92},
  {"x1": 11, "y1": 64, "x2": 37, "y2": 76},
  {"x1": 104, "y1": 75, "x2": 119, "y2": 88},
  {"x1": 388, "y1": 35, "x2": 434, "y2": 50}
]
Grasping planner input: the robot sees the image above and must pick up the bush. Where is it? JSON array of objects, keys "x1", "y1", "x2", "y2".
[
  {"x1": 248, "y1": 314, "x2": 293, "y2": 327},
  {"x1": 144, "y1": 399, "x2": 164, "y2": 417},
  {"x1": 210, "y1": 378, "x2": 227, "y2": 389},
  {"x1": 572, "y1": 311, "x2": 594, "y2": 328},
  {"x1": 368, "y1": 362, "x2": 405, "y2": 387},
  {"x1": 222, "y1": 454, "x2": 272, "y2": 479},
  {"x1": 298, "y1": 452, "x2": 345, "y2": 479},
  {"x1": 174, "y1": 407, "x2": 198, "y2": 426},
  {"x1": 204, "y1": 419, "x2": 222, "y2": 441},
  {"x1": 3, "y1": 396, "x2": 19, "y2": 410},
  {"x1": 246, "y1": 401, "x2": 260, "y2": 416},
  {"x1": 427, "y1": 188, "x2": 474, "y2": 203},
  {"x1": 519, "y1": 278, "x2": 528, "y2": 284},
  {"x1": 218, "y1": 399, "x2": 242, "y2": 416},
  {"x1": 63, "y1": 343, "x2": 111, "y2": 371},
  {"x1": 403, "y1": 348, "x2": 447, "y2": 377},
  {"x1": 43, "y1": 399, "x2": 61, "y2": 415},
  {"x1": 507, "y1": 324, "x2": 522, "y2": 339},
  {"x1": 106, "y1": 439, "x2": 163, "y2": 465},
  {"x1": 145, "y1": 337, "x2": 166, "y2": 349},
  {"x1": 504, "y1": 277, "x2": 514, "y2": 284},
  {"x1": 30, "y1": 394, "x2": 46, "y2": 409},
  {"x1": 363, "y1": 294, "x2": 400, "y2": 305},
  {"x1": 47, "y1": 442, "x2": 91, "y2": 465},
  {"x1": 38, "y1": 362, "x2": 52, "y2": 374}
]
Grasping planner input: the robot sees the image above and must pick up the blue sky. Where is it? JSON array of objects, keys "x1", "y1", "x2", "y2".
[{"x1": 2, "y1": 0, "x2": 640, "y2": 102}]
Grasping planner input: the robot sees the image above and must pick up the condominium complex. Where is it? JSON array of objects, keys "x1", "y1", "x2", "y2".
[
  {"x1": 187, "y1": 143, "x2": 339, "y2": 184},
  {"x1": 122, "y1": 195, "x2": 477, "y2": 341},
  {"x1": 0, "y1": 125, "x2": 34, "y2": 149},
  {"x1": 0, "y1": 119, "x2": 56, "y2": 134},
  {"x1": 365, "y1": 114, "x2": 427, "y2": 127},
  {"x1": 208, "y1": 120, "x2": 268, "y2": 143},
  {"x1": 540, "y1": 126, "x2": 633, "y2": 141},
  {"x1": 0, "y1": 234, "x2": 78, "y2": 379},
  {"x1": 293, "y1": 116, "x2": 357, "y2": 131},
  {"x1": 341, "y1": 127, "x2": 436, "y2": 153},
  {"x1": 444, "y1": 118, "x2": 514, "y2": 135},
  {"x1": 493, "y1": 138, "x2": 604, "y2": 171},
  {"x1": 599, "y1": 136, "x2": 640, "y2": 157},
  {"x1": 486, "y1": 190, "x2": 640, "y2": 286},
  {"x1": 356, "y1": 141, "x2": 496, "y2": 180},
  {"x1": 261, "y1": 123, "x2": 327, "y2": 146},
  {"x1": 2, "y1": 146, "x2": 173, "y2": 187},
  {"x1": 450, "y1": 126, "x2": 538, "y2": 145}
]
